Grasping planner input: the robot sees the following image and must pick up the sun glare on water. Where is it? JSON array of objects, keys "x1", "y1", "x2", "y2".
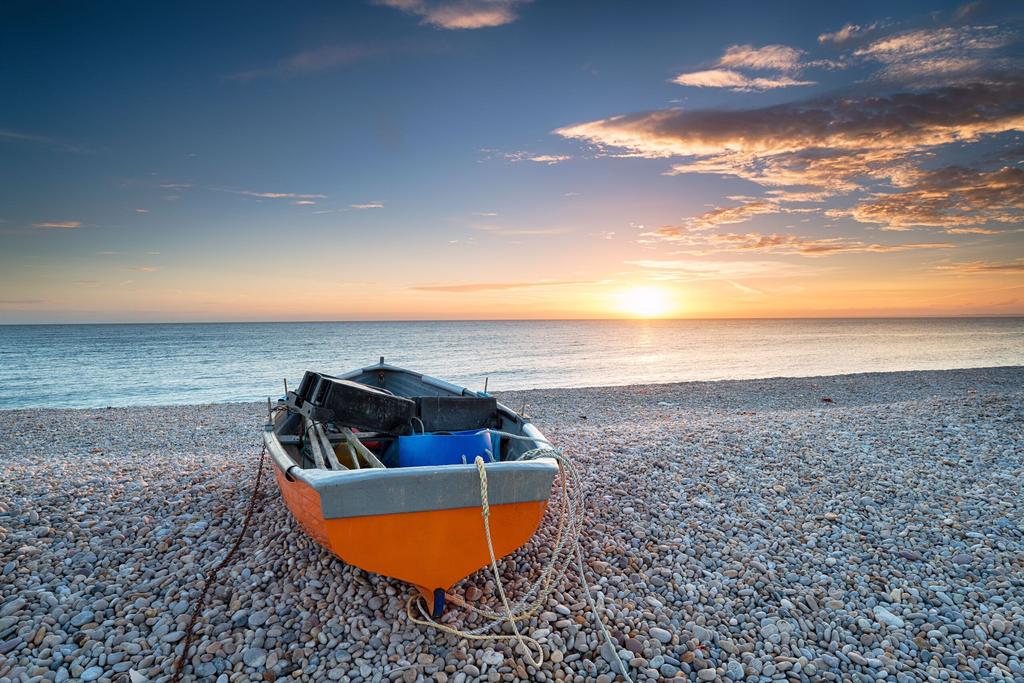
[{"x1": 617, "y1": 286, "x2": 673, "y2": 318}]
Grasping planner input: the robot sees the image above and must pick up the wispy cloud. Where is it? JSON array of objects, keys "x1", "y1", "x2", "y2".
[
  {"x1": 214, "y1": 188, "x2": 327, "y2": 201},
  {"x1": 818, "y1": 22, "x2": 881, "y2": 47},
  {"x1": 853, "y1": 25, "x2": 1017, "y2": 83},
  {"x1": 627, "y1": 258, "x2": 811, "y2": 280},
  {"x1": 673, "y1": 43, "x2": 817, "y2": 91},
  {"x1": 413, "y1": 279, "x2": 590, "y2": 292},
  {"x1": 377, "y1": 0, "x2": 527, "y2": 29},
  {"x1": 131, "y1": 266, "x2": 159, "y2": 272},
  {"x1": 472, "y1": 224, "x2": 570, "y2": 236},
  {"x1": 936, "y1": 258, "x2": 1024, "y2": 275},
  {"x1": 0, "y1": 128, "x2": 87, "y2": 153},
  {"x1": 678, "y1": 199, "x2": 798, "y2": 232},
  {"x1": 494, "y1": 150, "x2": 572, "y2": 164},
  {"x1": 351, "y1": 201, "x2": 384, "y2": 209},
  {"x1": 641, "y1": 226, "x2": 954, "y2": 258},
  {"x1": 854, "y1": 26, "x2": 1012, "y2": 63},
  {"x1": 672, "y1": 69, "x2": 814, "y2": 91},
  {"x1": 524, "y1": 154, "x2": 570, "y2": 165},
  {"x1": 33, "y1": 221, "x2": 80, "y2": 229},
  {"x1": 227, "y1": 44, "x2": 390, "y2": 80},
  {"x1": 718, "y1": 44, "x2": 805, "y2": 71},
  {"x1": 763, "y1": 189, "x2": 833, "y2": 203}
]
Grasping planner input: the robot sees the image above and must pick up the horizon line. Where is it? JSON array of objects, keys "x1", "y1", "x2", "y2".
[{"x1": 2, "y1": 313, "x2": 1024, "y2": 326}]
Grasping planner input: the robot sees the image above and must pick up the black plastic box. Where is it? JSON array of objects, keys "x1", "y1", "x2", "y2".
[
  {"x1": 308, "y1": 375, "x2": 415, "y2": 433},
  {"x1": 416, "y1": 396, "x2": 498, "y2": 432}
]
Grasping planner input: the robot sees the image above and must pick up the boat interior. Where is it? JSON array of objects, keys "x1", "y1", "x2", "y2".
[{"x1": 273, "y1": 364, "x2": 543, "y2": 472}]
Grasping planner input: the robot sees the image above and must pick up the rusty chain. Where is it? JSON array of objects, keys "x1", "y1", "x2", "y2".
[{"x1": 172, "y1": 441, "x2": 268, "y2": 682}]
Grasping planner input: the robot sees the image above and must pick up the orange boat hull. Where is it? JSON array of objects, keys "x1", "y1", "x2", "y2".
[{"x1": 274, "y1": 465, "x2": 548, "y2": 597}]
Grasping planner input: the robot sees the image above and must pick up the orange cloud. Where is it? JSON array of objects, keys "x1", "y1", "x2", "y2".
[
  {"x1": 936, "y1": 258, "x2": 1024, "y2": 275},
  {"x1": 557, "y1": 80, "x2": 1024, "y2": 162},
  {"x1": 33, "y1": 221, "x2": 80, "y2": 229},
  {"x1": 838, "y1": 166, "x2": 1024, "y2": 230},
  {"x1": 557, "y1": 78, "x2": 1024, "y2": 235}
]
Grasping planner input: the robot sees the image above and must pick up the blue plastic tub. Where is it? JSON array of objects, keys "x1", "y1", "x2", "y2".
[{"x1": 397, "y1": 429, "x2": 494, "y2": 467}]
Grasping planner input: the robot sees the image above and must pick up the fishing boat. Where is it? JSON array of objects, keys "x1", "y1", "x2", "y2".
[{"x1": 263, "y1": 358, "x2": 558, "y2": 615}]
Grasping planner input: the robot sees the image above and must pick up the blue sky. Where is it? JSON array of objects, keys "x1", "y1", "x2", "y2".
[{"x1": 1, "y1": 0, "x2": 1022, "y2": 322}]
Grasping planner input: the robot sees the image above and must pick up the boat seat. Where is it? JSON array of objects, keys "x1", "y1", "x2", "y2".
[{"x1": 416, "y1": 396, "x2": 498, "y2": 432}]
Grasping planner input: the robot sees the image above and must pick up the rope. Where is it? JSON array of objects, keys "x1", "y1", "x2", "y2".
[
  {"x1": 406, "y1": 435, "x2": 633, "y2": 681},
  {"x1": 172, "y1": 441, "x2": 268, "y2": 682}
]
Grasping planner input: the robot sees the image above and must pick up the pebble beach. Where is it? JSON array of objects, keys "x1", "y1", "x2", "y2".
[{"x1": 1, "y1": 366, "x2": 1022, "y2": 683}]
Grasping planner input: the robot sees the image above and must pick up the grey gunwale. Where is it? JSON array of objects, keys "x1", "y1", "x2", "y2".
[{"x1": 265, "y1": 360, "x2": 558, "y2": 519}]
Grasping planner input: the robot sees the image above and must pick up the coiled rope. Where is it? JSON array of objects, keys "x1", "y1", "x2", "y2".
[{"x1": 406, "y1": 432, "x2": 633, "y2": 682}]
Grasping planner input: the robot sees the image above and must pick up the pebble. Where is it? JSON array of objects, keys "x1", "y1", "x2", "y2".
[
  {"x1": 650, "y1": 627, "x2": 672, "y2": 644},
  {"x1": 248, "y1": 609, "x2": 269, "y2": 628},
  {"x1": 243, "y1": 647, "x2": 267, "y2": 668},
  {"x1": 69, "y1": 610, "x2": 94, "y2": 627},
  {"x1": 873, "y1": 605, "x2": 905, "y2": 628},
  {"x1": 0, "y1": 368, "x2": 1021, "y2": 683},
  {"x1": 0, "y1": 599, "x2": 26, "y2": 618}
]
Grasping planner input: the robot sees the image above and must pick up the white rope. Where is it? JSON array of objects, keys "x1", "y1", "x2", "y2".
[{"x1": 407, "y1": 434, "x2": 634, "y2": 681}]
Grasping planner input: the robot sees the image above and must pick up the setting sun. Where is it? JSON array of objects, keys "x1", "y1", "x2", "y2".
[{"x1": 617, "y1": 286, "x2": 673, "y2": 318}]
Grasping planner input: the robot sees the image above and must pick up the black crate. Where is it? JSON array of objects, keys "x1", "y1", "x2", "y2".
[
  {"x1": 309, "y1": 376, "x2": 415, "y2": 433},
  {"x1": 293, "y1": 370, "x2": 320, "y2": 406},
  {"x1": 416, "y1": 396, "x2": 498, "y2": 432}
]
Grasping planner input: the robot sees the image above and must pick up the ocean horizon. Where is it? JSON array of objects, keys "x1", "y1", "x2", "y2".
[{"x1": 2, "y1": 316, "x2": 1022, "y2": 409}]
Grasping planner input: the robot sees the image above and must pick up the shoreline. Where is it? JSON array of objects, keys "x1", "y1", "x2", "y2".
[
  {"x1": 2, "y1": 364, "x2": 1022, "y2": 414},
  {"x1": 1, "y1": 366, "x2": 1022, "y2": 682}
]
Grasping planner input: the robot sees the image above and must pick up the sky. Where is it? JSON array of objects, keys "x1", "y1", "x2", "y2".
[{"x1": 1, "y1": 0, "x2": 1022, "y2": 323}]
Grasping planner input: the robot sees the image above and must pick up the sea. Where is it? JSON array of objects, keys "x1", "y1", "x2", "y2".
[{"x1": 0, "y1": 318, "x2": 1022, "y2": 409}]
